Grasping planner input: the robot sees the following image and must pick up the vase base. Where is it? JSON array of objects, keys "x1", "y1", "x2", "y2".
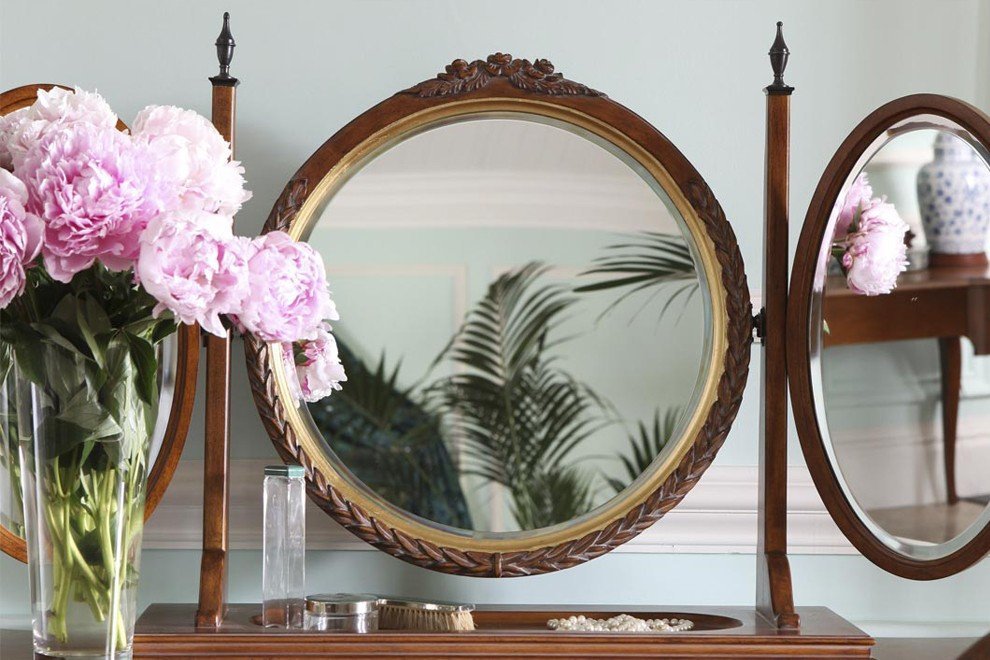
[
  {"x1": 34, "y1": 643, "x2": 132, "y2": 660},
  {"x1": 929, "y1": 251, "x2": 989, "y2": 268}
]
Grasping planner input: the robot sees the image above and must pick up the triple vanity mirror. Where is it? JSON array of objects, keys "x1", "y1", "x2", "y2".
[
  {"x1": 0, "y1": 83, "x2": 201, "y2": 563},
  {"x1": 6, "y1": 19, "x2": 988, "y2": 655}
]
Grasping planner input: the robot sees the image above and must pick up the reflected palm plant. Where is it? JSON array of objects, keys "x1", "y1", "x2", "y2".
[
  {"x1": 511, "y1": 465, "x2": 598, "y2": 531},
  {"x1": 575, "y1": 232, "x2": 698, "y2": 322},
  {"x1": 428, "y1": 263, "x2": 608, "y2": 530},
  {"x1": 307, "y1": 341, "x2": 472, "y2": 529},
  {"x1": 606, "y1": 407, "x2": 681, "y2": 495}
]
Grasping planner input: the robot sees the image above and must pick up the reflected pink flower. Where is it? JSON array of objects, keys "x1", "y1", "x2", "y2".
[
  {"x1": 841, "y1": 200, "x2": 909, "y2": 296},
  {"x1": 835, "y1": 173, "x2": 874, "y2": 238}
]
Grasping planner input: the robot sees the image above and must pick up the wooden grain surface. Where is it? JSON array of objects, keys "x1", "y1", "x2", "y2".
[
  {"x1": 756, "y1": 76, "x2": 798, "y2": 630},
  {"x1": 125, "y1": 604, "x2": 874, "y2": 658},
  {"x1": 195, "y1": 80, "x2": 237, "y2": 629},
  {"x1": 11, "y1": 628, "x2": 970, "y2": 659}
]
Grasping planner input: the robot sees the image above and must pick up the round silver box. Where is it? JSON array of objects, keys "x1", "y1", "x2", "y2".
[{"x1": 304, "y1": 593, "x2": 380, "y2": 633}]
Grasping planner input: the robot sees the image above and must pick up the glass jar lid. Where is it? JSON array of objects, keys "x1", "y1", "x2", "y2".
[{"x1": 305, "y1": 593, "x2": 380, "y2": 616}]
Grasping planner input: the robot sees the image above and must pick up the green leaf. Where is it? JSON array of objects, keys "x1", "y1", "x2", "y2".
[
  {"x1": 123, "y1": 333, "x2": 158, "y2": 406},
  {"x1": 574, "y1": 232, "x2": 699, "y2": 324},
  {"x1": 5, "y1": 328, "x2": 49, "y2": 389},
  {"x1": 150, "y1": 317, "x2": 178, "y2": 345},
  {"x1": 31, "y1": 321, "x2": 89, "y2": 358},
  {"x1": 39, "y1": 417, "x2": 93, "y2": 461},
  {"x1": 101, "y1": 334, "x2": 136, "y2": 424},
  {"x1": 77, "y1": 294, "x2": 112, "y2": 367},
  {"x1": 57, "y1": 385, "x2": 122, "y2": 440},
  {"x1": 0, "y1": 342, "x2": 11, "y2": 385}
]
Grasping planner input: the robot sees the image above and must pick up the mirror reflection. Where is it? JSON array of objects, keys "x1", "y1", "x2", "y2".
[
  {"x1": 299, "y1": 117, "x2": 712, "y2": 533},
  {"x1": 820, "y1": 128, "x2": 990, "y2": 551}
]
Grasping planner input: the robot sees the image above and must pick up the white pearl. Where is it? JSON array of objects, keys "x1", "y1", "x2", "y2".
[{"x1": 546, "y1": 614, "x2": 694, "y2": 633}]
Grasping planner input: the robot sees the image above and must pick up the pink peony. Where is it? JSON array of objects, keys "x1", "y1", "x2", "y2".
[
  {"x1": 0, "y1": 108, "x2": 28, "y2": 170},
  {"x1": 236, "y1": 232, "x2": 337, "y2": 343},
  {"x1": 6, "y1": 87, "x2": 117, "y2": 171},
  {"x1": 0, "y1": 170, "x2": 44, "y2": 308},
  {"x1": 136, "y1": 210, "x2": 249, "y2": 337},
  {"x1": 841, "y1": 199, "x2": 909, "y2": 296},
  {"x1": 132, "y1": 105, "x2": 251, "y2": 216},
  {"x1": 282, "y1": 344, "x2": 305, "y2": 403},
  {"x1": 835, "y1": 173, "x2": 874, "y2": 238},
  {"x1": 293, "y1": 324, "x2": 347, "y2": 402},
  {"x1": 19, "y1": 123, "x2": 168, "y2": 282}
]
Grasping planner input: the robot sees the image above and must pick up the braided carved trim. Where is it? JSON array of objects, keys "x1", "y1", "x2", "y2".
[{"x1": 246, "y1": 173, "x2": 751, "y2": 577}]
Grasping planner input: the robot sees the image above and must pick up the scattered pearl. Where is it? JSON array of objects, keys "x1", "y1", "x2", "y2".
[{"x1": 547, "y1": 614, "x2": 694, "y2": 633}]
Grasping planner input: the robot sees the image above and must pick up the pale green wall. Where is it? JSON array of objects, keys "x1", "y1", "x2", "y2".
[{"x1": 3, "y1": 0, "x2": 990, "y2": 637}]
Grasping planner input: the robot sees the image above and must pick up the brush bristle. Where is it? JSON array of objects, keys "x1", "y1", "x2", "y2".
[{"x1": 379, "y1": 603, "x2": 475, "y2": 632}]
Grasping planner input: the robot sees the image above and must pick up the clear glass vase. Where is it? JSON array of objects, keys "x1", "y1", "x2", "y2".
[{"x1": 14, "y1": 340, "x2": 157, "y2": 659}]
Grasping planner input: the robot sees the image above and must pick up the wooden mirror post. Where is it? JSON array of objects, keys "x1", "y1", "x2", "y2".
[
  {"x1": 196, "y1": 11, "x2": 238, "y2": 629},
  {"x1": 756, "y1": 22, "x2": 799, "y2": 630}
]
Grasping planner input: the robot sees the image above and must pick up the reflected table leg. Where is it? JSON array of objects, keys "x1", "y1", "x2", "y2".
[{"x1": 937, "y1": 336, "x2": 961, "y2": 505}]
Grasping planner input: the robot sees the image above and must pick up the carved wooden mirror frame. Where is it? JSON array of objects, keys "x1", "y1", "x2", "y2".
[
  {"x1": 788, "y1": 94, "x2": 990, "y2": 580},
  {"x1": 0, "y1": 83, "x2": 201, "y2": 563},
  {"x1": 245, "y1": 54, "x2": 753, "y2": 577}
]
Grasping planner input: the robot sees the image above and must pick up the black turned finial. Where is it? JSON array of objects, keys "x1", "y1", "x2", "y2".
[
  {"x1": 766, "y1": 21, "x2": 793, "y2": 94},
  {"x1": 210, "y1": 12, "x2": 238, "y2": 86}
]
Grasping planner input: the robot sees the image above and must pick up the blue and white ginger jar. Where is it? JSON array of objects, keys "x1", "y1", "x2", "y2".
[{"x1": 916, "y1": 131, "x2": 990, "y2": 256}]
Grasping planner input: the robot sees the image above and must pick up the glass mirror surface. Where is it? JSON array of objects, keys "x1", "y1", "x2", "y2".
[
  {"x1": 0, "y1": 336, "x2": 177, "y2": 542},
  {"x1": 817, "y1": 127, "x2": 990, "y2": 557},
  {"x1": 298, "y1": 116, "x2": 713, "y2": 534}
]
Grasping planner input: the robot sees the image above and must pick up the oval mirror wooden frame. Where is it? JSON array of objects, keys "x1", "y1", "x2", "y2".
[
  {"x1": 789, "y1": 93, "x2": 990, "y2": 580},
  {"x1": 246, "y1": 54, "x2": 752, "y2": 577},
  {"x1": 0, "y1": 83, "x2": 201, "y2": 563}
]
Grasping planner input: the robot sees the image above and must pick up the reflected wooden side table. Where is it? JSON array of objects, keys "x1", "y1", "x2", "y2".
[{"x1": 823, "y1": 265, "x2": 990, "y2": 504}]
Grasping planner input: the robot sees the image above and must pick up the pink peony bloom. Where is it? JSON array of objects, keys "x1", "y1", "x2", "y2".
[
  {"x1": 19, "y1": 123, "x2": 168, "y2": 282},
  {"x1": 841, "y1": 199, "x2": 909, "y2": 296},
  {"x1": 0, "y1": 108, "x2": 28, "y2": 171},
  {"x1": 282, "y1": 344, "x2": 305, "y2": 403},
  {"x1": 835, "y1": 173, "x2": 874, "y2": 238},
  {"x1": 236, "y1": 232, "x2": 337, "y2": 343},
  {"x1": 293, "y1": 324, "x2": 347, "y2": 402},
  {"x1": 0, "y1": 170, "x2": 44, "y2": 308},
  {"x1": 136, "y1": 210, "x2": 249, "y2": 337},
  {"x1": 132, "y1": 105, "x2": 251, "y2": 216},
  {"x1": 6, "y1": 87, "x2": 117, "y2": 171}
]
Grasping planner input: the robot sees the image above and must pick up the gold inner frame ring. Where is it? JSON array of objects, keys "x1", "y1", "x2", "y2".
[{"x1": 271, "y1": 97, "x2": 729, "y2": 552}]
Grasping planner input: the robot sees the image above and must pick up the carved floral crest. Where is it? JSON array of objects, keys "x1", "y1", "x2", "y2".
[{"x1": 402, "y1": 53, "x2": 604, "y2": 98}]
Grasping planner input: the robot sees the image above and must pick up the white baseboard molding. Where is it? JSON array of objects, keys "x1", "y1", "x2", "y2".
[{"x1": 144, "y1": 460, "x2": 855, "y2": 554}]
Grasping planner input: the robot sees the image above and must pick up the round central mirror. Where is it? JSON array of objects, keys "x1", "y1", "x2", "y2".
[
  {"x1": 791, "y1": 94, "x2": 990, "y2": 578},
  {"x1": 248, "y1": 56, "x2": 751, "y2": 576},
  {"x1": 302, "y1": 116, "x2": 710, "y2": 534}
]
